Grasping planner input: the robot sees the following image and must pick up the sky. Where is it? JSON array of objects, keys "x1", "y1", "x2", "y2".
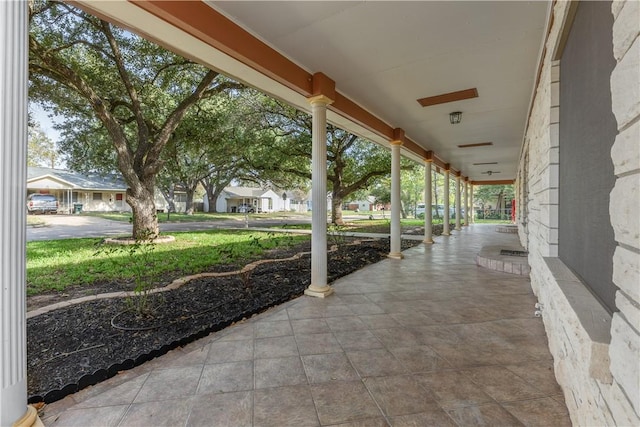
[{"x1": 30, "y1": 103, "x2": 62, "y2": 143}]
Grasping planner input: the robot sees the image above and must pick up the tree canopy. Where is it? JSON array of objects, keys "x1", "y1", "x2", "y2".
[{"x1": 29, "y1": 0, "x2": 242, "y2": 237}]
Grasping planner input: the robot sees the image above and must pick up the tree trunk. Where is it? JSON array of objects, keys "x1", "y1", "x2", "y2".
[
  {"x1": 185, "y1": 188, "x2": 195, "y2": 215},
  {"x1": 331, "y1": 193, "x2": 344, "y2": 225},
  {"x1": 127, "y1": 185, "x2": 159, "y2": 239}
]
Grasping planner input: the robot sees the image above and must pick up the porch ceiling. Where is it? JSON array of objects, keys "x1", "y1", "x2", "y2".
[{"x1": 75, "y1": 1, "x2": 550, "y2": 182}]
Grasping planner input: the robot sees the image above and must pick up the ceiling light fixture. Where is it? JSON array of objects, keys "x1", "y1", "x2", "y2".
[{"x1": 449, "y1": 111, "x2": 462, "y2": 124}]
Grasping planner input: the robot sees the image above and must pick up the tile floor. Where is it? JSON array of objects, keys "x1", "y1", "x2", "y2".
[{"x1": 40, "y1": 224, "x2": 571, "y2": 426}]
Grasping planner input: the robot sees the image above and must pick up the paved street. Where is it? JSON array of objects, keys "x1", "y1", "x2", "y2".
[{"x1": 26, "y1": 214, "x2": 315, "y2": 241}]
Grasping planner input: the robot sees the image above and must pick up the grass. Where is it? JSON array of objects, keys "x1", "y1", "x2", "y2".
[
  {"x1": 26, "y1": 230, "x2": 308, "y2": 296},
  {"x1": 26, "y1": 216, "x2": 46, "y2": 227},
  {"x1": 84, "y1": 211, "x2": 311, "y2": 223}
]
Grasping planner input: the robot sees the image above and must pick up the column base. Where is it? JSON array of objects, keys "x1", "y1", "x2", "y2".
[
  {"x1": 12, "y1": 406, "x2": 44, "y2": 427},
  {"x1": 442, "y1": 232, "x2": 450, "y2": 236},
  {"x1": 423, "y1": 238, "x2": 434, "y2": 244},
  {"x1": 455, "y1": 226, "x2": 461, "y2": 231},
  {"x1": 304, "y1": 284, "x2": 334, "y2": 298},
  {"x1": 387, "y1": 252, "x2": 404, "y2": 259}
]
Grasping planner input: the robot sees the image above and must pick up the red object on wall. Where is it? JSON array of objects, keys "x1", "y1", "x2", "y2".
[{"x1": 511, "y1": 199, "x2": 516, "y2": 223}]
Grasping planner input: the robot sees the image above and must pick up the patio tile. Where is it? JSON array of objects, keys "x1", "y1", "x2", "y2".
[
  {"x1": 75, "y1": 373, "x2": 149, "y2": 408},
  {"x1": 206, "y1": 339, "x2": 254, "y2": 364},
  {"x1": 460, "y1": 366, "x2": 547, "y2": 402},
  {"x1": 388, "y1": 345, "x2": 452, "y2": 373},
  {"x1": 346, "y1": 348, "x2": 407, "y2": 377},
  {"x1": 119, "y1": 397, "x2": 193, "y2": 426},
  {"x1": 254, "y1": 385, "x2": 319, "y2": 427},
  {"x1": 324, "y1": 418, "x2": 388, "y2": 427},
  {"x1": 295, "y1": 332, "x2": 343, "y2": 355},
  {"x1": 46, "y1": 405, "x2": 128, "y2": 427},
  {"x1": 505, "y1": 361, "x2": 563, "y2": 395},
  {"x1": 254, "y1": 319, "x2": 293, "y2": 338},
  {"x1": 347, "y1": 302, "x2": 385, "y2": 315},
  {"x1": 218, "y1": 324, "x2": 255, "y2": 341},
  {"x1": 357, "y1": 313, "x2": 402, "y2": 329},
  {"x1": 414, "y1": 370, "x2": 494, "y2": 409},
  {"x1": 326, "y1": 316, "x2": 368, "y2": 332},
  {"x1": 310, "y1": 381, "x2": 382, "y2": 425},
  {"x1": 363, "y1": 374, "x2": 438, "y2": 417},
  {"x1": 334, "y1": 330, "x2": 385, "y2": 351},
  {"x1": 186, "y1": 391, "x2": 252, "y2": 427},
  {"x1": 197, "y1": 361, "x2": 253, "y2": 394},
  {"x1": 133, "y1": 366, "x2": 202, "y2": 403},
  {"x1": 291, "y1": 318, "x2": 331, "y2": 335},
  {"x1": 372, "y1": 327, "x2": 420, "y2": 348},
  {"x1": 388, "y1": 409, "x2": 457, "y2": 427},
  {"x1": 254, "y1": 356, "x2": 307, "y2": 389},
  {"x1": 144, "y1": 345, "x2": 209, "y2": 370},
  {"x1": 502, "y1": 397, "x2": 572, "y2": 427},
  {"x1": 388, "y1": 312, "x2": 437, "y2": 327},
  {"x1": 301, "y1": 353, "x2": 360, "y2": 384},
  {"x1": 254, "y1": 335, "x2": 299, "y2": 358},
  {"x1": 447, "y1": 403, "x2": 525, "y2": 426}
]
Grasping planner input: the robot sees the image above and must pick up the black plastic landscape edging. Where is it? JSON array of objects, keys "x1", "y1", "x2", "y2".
[{"x1": 28, "y1": 291, "x2": 299, "y2": 404}]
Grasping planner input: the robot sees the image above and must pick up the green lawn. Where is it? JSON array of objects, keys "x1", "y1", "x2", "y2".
[
  {"x1": 26, "y1": 230, "x2": 308, "y2": 295},
  {"x1": 84, "y1": 211, "x2": 311, "y2": 223}
]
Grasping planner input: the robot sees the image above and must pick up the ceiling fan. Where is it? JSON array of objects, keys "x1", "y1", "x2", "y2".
[{"x1": 481, "y1": 171, "x2": 501, "y2": 176}]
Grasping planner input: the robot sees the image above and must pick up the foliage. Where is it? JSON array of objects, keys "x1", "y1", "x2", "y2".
[
  {"x1": 28, "y1": 1, "x2": 243, "y2": 238},
  {"x1": 95, "y1": 230, "x2": 159, "y2": 316},
  {"x1": 240, "y1": 93, "x2": 392, "y2": 224},
  {"x1": 473, "y1": 185, "x2": 515, "y2": 209},
  {"x1": 26, "y1": 230, "x2": 308, "y2": 295},
  {"x1": 27, "y1": 122, "x2": 58, "y2": 167}
]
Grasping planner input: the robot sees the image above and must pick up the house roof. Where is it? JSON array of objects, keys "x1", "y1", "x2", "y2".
[
  {"x1": 224, "y1": 186, "x2": 270, "y2": 199},
  {"x1": 27, "y1": 167, "x2": 128, "y2": 191}
]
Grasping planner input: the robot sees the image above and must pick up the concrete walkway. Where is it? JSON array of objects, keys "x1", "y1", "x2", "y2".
[{"x1": 39, "y1": 224, "x2": 570, "y2": 426}]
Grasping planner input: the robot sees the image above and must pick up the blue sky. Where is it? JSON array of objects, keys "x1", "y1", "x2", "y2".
[{"x1": 30, "y1": 103, "x2": 62, "y2": 142}]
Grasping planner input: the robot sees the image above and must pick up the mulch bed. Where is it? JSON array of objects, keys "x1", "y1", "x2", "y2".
[{"x1": 26, "y1": 238, "x2": 419, "y2": 404}]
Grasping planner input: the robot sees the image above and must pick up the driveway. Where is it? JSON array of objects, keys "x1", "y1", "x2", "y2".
[{"x1": 26, "y1": 214, "x2": 313, "y2": 241}]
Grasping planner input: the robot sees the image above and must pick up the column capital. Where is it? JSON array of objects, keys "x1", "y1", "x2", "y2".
[
  {"x1": 307, "y1": 94, "x2": 334, "y2": 106},
  {"x1": 444, "y1": 164, "x2": 451, "y2": 173}
]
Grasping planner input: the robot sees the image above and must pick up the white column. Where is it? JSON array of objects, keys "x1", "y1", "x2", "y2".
[
  {"x1": 464, "y1": 180, "x2": 469, "y2": 226},
  {"x1": 442, "y1": 169, "x2": 450, "y2": 236},
  {"x1": 388, "y1": 141, "x2": 403, "y2": 259},
  {"x1": 455, "y1": 176, "x2": 461, "y2": 230},
  {"x1": 470, "y1": 184, "x2": 475, "y2": 224},
  {"x1": 0, "y1": 1, "x2": 32, "y2": 426},
  {"x1": 423, "y1": 160, "x2": 433, "y2": 244},
  {"x1": 304, "y1": 95, "x2": 333, "y2": 298}
]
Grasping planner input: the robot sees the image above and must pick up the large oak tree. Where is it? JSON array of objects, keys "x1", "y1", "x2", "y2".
[{"x1": 29, "y1": 1, "x2": 241, "y2": 237}]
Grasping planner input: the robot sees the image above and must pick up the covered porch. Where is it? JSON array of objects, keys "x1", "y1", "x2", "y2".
[{"x1": 40, "y1": 224, "x2": 569, "y2": 426}]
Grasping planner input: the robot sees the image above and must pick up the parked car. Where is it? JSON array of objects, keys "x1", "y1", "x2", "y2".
[
  {"x1": 237, "y1": 204, "x2": 255, "y2": 213},
  {"x1": 27, "y1": 193, "x2": 58, "y2": 214}
]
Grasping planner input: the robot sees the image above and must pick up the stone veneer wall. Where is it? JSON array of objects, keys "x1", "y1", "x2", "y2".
[{"x1": 518, "y1": 1, "x2": 640, "y2": 425}]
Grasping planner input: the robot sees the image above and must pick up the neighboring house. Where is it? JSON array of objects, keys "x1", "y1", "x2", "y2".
[
  {"x1": 343, "y1": 196, "x2": 376, "y2": 211},
  {"x1": 210, "y1": 186, "x2": 283, "y2": 213},
  {"x1": 27, "y1": 167, "x2": 129, "y2": 213},
  {"x1": 27, "y1": 167, "x2": 185, "y2": 213}
]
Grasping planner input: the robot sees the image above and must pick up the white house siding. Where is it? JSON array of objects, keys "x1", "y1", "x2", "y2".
[{"x1": 517, "y1": 1, "x2": 640, "y2": 425}]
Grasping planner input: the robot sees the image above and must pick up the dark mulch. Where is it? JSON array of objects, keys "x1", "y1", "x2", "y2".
[{"x1": 26, "y1": 238, "x2": 419, "y2": 404}]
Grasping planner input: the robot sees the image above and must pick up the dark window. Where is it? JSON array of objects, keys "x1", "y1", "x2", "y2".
[
  {"x1": 93, "y1": 192, "x2": 102, "y2": 201},
  {"x1": 559, "y1": 1, "x2": 618, "y2": 313},
  {"x1": 116, "y1": 193, "x2": 123, "y2": 201}
]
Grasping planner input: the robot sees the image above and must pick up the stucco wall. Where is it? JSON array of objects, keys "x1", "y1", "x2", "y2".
[{"x1": 519, "y1": 1, "x2": 640, "y2": 425}]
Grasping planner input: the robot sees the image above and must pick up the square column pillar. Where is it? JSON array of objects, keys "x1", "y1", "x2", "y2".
[
  {"x1": 455, "y1": 175, "x2": 462, "y2": 230},
  {"x1": 423, "y1": 160, "x2": 434, "y2": 244},
  {"x1": 0, "y1": 2, "x2": 40, "y2": 426},
  {"x1": 464, "y1": 179, "x2": 469, "y2": 226},
  {"x1": 442, "y1": 168, "x2": 451, "y2": 236},
  {"x1": 305, "y1": 94, "x2": 334, "y2": 298},
  {"x1": 388, "y1": 138, "x2": 403, "y2": 259}
]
